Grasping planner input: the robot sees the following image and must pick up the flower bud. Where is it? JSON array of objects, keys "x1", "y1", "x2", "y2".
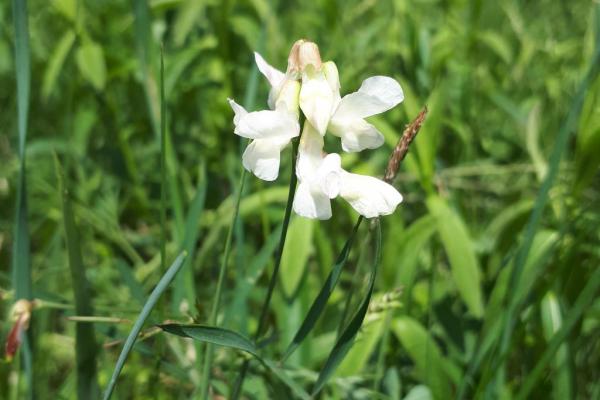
[{"x1": 286, "y1": 39, "x2": 322, "y2": 77}]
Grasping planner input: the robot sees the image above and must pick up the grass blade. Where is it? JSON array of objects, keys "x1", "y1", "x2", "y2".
[
  {"x1": 103, "y1": 251, "x2": 187, "y2": 400},
  {"x1": 200, "y1": 169, "x2": 248, "y2": 399},
  {"x1": 427, "y1": 195, "x2": 484, "y2": 318},
  {"x1": 494, "y1": 34, "x2": 600, "y2": 372},
  {"x1": 160, "y1": 324, "x2": 259, "y2": 356},
  {"x1": 231, "y1": 140, "x2": 299, "y2": 399},
  {"x1": 516, "y1": 267, "x2": 600, "y2": 400},
  {"x1": 281, "y1": 217, "x2": 363, "y2": 362},
  {"x1": 56, "y1": 157, "x2": 98, "y2": 399},
  {"x1": 159, "y1": 45, "x2": 167, "y2": 272},
  {"x1": 162, "y1": 324, "x2": 311, "y2": 400},
  {"x1": 312, "y1": 219, "x2": 382, "y2": 396},
  {"x1": 11, "y1": 0, "x2": 33, "y2": 397}
]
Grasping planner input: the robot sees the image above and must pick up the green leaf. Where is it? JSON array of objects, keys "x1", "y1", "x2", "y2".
[
  {"x1": 427, "y1": 195, "x2": 484, "y2": 318},
  {"x1": 11, "y1": 0, "x2": 32, "y2": 395},
  {"x1": 280, "y1": 216, "x2": 314, "y2": 298},
  {"x1": 540, "y1": 291, "x2": 572, "y2": 400},
  {"x1": 281, "y1": 217, "x2": 363, "y2": 362},
  {"x1": 76, "y1": 41, "x2": 106, "y2": 91},
  {"x1": 42, "y1": 30, "x2": 76, "y2": 99},
  {"x1": 516, "y1": 267, "x2": 600, "y2": 400},
  {"x1": 56, "y1": 156, "x2": 99, "y2": 399},
  {"x1": 103, "y1": 252, "x2": 187, "y2": 400},
  {"x1": 161, "y1": 325, "x2": 311, "y2": 400},
  {"x1": 574, "y1": 75, "x2": 600, "y2": 193},
  {"x1": 312, "y1": 220, "x2": 381, "y2": 396},
  {"x1": 392, "y1": 316, "x2": 451, "y2": 400},
  {"x1": 337, "y1": 314, "x2": 386, "y2": 376},
  {"x1": 160, "y1": 324, "x2": 259, "y2": 356}
]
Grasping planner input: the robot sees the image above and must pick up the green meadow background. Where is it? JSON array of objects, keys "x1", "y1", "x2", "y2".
[{"x1": 1, "y1": 0, "x2": 599, "y2": 399}]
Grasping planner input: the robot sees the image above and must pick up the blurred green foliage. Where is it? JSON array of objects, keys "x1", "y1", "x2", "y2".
[{"x1": 1, "y1": 0, "x2": 599, "y2": 399}]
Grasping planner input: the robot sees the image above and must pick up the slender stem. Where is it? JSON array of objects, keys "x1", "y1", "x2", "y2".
[
  {"x1": 200, "y1": 169, "x2": 248, "y2": 399},
  {"x1": 231, "y1": 139, "x2": 299, "y2": 400},
  {"x1": 159, "y1": 45, "x2": 167, "y2": 272}
]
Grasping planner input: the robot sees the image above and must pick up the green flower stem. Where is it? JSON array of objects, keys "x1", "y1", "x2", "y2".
[{"x1": 231, "y1": 137, "x2": 299, "y2": 400}]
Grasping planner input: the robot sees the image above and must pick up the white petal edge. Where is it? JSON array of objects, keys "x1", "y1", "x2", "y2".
[
  {"x1": 254, "y1": 52, "x2": 285, "y2": 89},
  {"x1": 315, "y1": 153, "x2": 342, "y2": 198},
  {"x1": 292, "y1": 181, "x2": 332, "y2": 220},
  {"x1": 242, "y1": 137, "x2": 290, "y2": 181},
  {"x1": 329, "y1": 118, "x2": 385, "y2": 152},
  {"x1": 299, "y1": 67, "x2": 335, "y2": 135},
  {"x1": 235, "y1": 109, "x2": 300, "y2": 140},
  {"x1": 333, "y1": 76, "x2": 404, "y2": 120},
  {"x1": 339, "y1": 171, "x2": 403, "y2": 218},
  {"x1": 228, "y1": 98, "x2": 248, "y2": 125}
]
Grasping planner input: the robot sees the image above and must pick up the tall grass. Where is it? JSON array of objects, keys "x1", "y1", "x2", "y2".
[{"x1": 2, "y1": 0, "x2": 600, "y2": 399}]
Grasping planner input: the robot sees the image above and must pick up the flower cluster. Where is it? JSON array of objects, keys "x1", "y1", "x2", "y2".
[{"x1": 229, "y1": 40, "x2": 403, "y2": 219}]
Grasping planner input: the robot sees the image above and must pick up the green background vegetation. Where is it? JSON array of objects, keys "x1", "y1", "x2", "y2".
[{"x1": 1, "y1": 0, "x2": 599, "y2": 398}]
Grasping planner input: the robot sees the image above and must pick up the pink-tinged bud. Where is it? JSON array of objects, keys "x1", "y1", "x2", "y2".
[
  {"x1": 5, "y1": 299, "x2": 33, "y2": 362},
  {"x1": 286, "y1": 39, "x2": 322, "y2": 77}
]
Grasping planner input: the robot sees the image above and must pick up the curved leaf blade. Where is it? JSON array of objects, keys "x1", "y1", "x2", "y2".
[
  {"x1": 281, "y1": 217, "x2": 363, "y2": 361},
  {"x1": 103, "y1": 251, "x2": 187, "y2": 400},
  {"x1": 160, "y1": 324, "x2": 259, "y2": 356},
  {"x1": 311, "y1": 219, "x2": 381, "y2": 395}
]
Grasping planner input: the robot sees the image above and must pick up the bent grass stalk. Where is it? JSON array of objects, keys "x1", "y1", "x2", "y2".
[{"x1": 103, "y1": 252, "x2": 187, "y2": 400}]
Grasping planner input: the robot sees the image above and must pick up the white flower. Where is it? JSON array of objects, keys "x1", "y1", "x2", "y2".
[
  {"x1": 254, "y1": 52, "x2": 286, "y2": 110},
  {"x1": 293, "y1": 123, "x2": 342, "y2": 219},
  {"x1": 338, "y1": 171, "x2": 403, "y2": 218},
  {"x1": 329, "y1": 76, "x2": 404, "y2": 152},
  {"x1": 292, "y1": 122, "x2": 403, "y2": 220},
  {"x1": 229, "y1": 98, "x2": 300, "y2": 181},
  {"x1": 228, "y1": 52, "x2": 301, "y2": 181}
]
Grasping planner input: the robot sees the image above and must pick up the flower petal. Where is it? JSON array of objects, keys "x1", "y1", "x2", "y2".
[
  {"x1": 300, "y1": 65, "x2": 335, "y2": 135},
  {"x1": 228, "y1": 98, "x2": 248, "y2": 125},
  {"x1": 339, "y1": 171, "x2": 403, "y2": 218},
  {"x1": 333, "y1": 76, "x2": 404, "y2": 120},
  {"x1": 293, "y1": 181, "x2": 332, "y2": 220},
  {"x1": 315, "y1": 153, "x2": 342, "y2": 198},
  {"x1": 242, "y1": 137, "x2": 290, "y2": 181},
  {"x1": 329, "y1": 118, "x2": 385, "y2": 152},
  {"x1": 254, "y1": 52, "x2": 285, "y2": 89},
  {"x1": 235, "y1": 109, "x2": 300, "y2": 140},
  {"x1": 296, "y1": 122, "x2": 325, "y2": 180}
]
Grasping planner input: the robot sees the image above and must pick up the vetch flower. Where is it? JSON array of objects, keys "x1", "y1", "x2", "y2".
[
  {"x1": 329, "y1": 76, "x2": 404, "y2": 152},
  {"x1": 230, "y1": 39, "x2": 405, "y2": 219},
  {"x1": 293, "y1": 123, "x2": 342, "y2": 219},
  {"x1": 293, "y1": 122, "x2": 403, "y2": 220},
  {"x1": 228, "y1": 53, "x2": 301, "y2": 181}
]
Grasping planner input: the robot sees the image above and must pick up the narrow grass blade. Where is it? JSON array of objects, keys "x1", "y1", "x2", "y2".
[
  {"x1": 312, "y1": 219, "x2": 382, "y2": 396},
  {"x1": 103, "y1": 251, "x2": 187, "y2": 400},
  {"x1": 516, "y1": 267, "x2": 600, "y2": 400},
  {"x1": 281, "y1": 217, "x2": 363, "y2": 362},
  {"x1": 11, "y1": 0, "x2": 32, "y2": 397},
  {"x1": 231, "y1": 140, "x2": 299, "y2": 400},
  {"x1": 159, "y1": 45, "x2": 167, "y2": 272},
  {"x1": 160, "y1": 324, "x2": 259, "y2": 356},
  {"x1": 11, "y1": 0, "x2": 31, "y2": 309},
  {"x1": 56, "y1": 157, "x2": 98, "y2": 399},
  {"x1": 495, "y1": 37, "x2": 600, "y2": 369},
  {"x1": 200, "y1": 169, "x2": 247, "y2": 399},
  {"x1": 172, "y1": 165, "x2": 207, "y2": 312},
  {"x1": 161, "y1": 325, "x2": 310, "y2": 400},
  {"x1": 427, "y1": 195, "x2": 484, "y2": 318}
]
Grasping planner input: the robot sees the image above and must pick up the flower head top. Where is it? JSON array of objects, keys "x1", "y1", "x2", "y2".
[{"x1": 229, "y1": 40, "x2": 404, "y2": 219}]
